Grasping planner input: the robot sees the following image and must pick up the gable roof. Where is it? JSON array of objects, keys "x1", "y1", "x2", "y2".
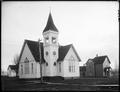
[
  {"x1": 86, "y1": 58, "x2": 94, "y2": 64},
  {"x1": 58, "y1": 44, "x2": 81, "y2": 62},
  {"x1": 19, "y1": 40, "x2": 45, "y2": 63},
  {"x1": 19, "y1": 40, "x2": 81, "y2": 63},
  {"x1": 93, "y1": 55, "x2": 111, "y2": 64},
  {"x1": 58, "y1": 44, "x2": 72, "y2": 61},
  {"x1": 43, "y1": 13, "x2": 58, "y2": 33},
  {"x1": 8, "y1": 65, "x2": 17, "y2": 72},
  {"x1": 87, "y1": 55, "x2": 111, "y2": 64}
]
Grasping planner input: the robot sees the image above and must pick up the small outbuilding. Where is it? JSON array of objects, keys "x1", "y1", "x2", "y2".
[
  {"x1": 7, "y1": 65, "x2": 17, "y2": 77},
  {"x1": 85, "y1": 55, "x2": 111, "y2": 77}
]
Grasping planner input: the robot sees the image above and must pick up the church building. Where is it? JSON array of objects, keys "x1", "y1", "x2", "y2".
[{"x1": 18, "y1": 13, "x2": 81, "y2": 79}]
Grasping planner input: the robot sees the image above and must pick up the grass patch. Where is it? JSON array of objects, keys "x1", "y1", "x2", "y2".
[{"x1": 1, "y1": 76, "x2": 119, "y2": 91}]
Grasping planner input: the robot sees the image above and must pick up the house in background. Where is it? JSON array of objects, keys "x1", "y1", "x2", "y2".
[
  {"x1": 7, "y1": 65, "x2": 17, "y2": 77},
  {"x1": 93, "y1": 55, "x2": 111, "y2": 77},
  {"x1": 85, "y1": 55, "x2": 111, "y2": 77},
  {"x1": 85, "y1": 59, "x2": 95, "y2": 77},
  {"x1": 79, "y1": 66, "x2": 86, "y2": 77},
  {"x1": 18, "y1": 13, "x2": 81, "y2": 79}
]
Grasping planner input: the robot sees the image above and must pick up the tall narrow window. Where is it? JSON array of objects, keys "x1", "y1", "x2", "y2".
[
  {"x1": 24, "y1": 58, "x2": 29, "y2": 74},
  {"x1": 59, "y1": 63, "x2": 61, "y2": 72},
  {"x1": 21, "y1": 65, "x2": 23, "y2": 75},
  {"x1": 73, "y1": 65, "x2": 75, "y2": 72},
  {"x1": 52, "y1": 37, "x2": 56, "y2": 44},
  {"x1": 31, "y1": 63, "x2": 33, "y2": 74},
  {"x1": 69, "y1": 66, "x2": 71, "y2": 72},
  {"x1": 45, "y1": 37, "x2": 49, "y2": 43},
  {"x1": 69, "y1": 56, "x2": 75, "y2": 73}
]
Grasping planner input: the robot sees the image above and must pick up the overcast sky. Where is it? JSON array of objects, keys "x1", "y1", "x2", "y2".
[{"x1": 2, "y1": 1, "x2": 119, "y2": 71}]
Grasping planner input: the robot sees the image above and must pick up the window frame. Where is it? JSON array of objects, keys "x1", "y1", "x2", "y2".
[
  {"x1": 24, "y1": 58, "x2": 29, "y2": 74},
  {"x1": 59, "y1": 62, "x2": 61, "y2": 72},
  {"x1": 45, "y1": 37, "x2": 49, "y2": 43},
  {"x1": 31, "y1": 63, "x2": 33, "y2": 74},
  {"x1": 46, "y1": 51, "x2": 48, "y2": 56},
  {"x1": 52, "y1": 37, "x2": 56, "y2": 44},
  {"x1": 21, "y1": 65, "x2": 23, "y2": 75}
]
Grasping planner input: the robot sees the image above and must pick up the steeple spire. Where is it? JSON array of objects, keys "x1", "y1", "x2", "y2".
[{"x1": 43, "y1": 12, "x2": 58, "y2": 33}]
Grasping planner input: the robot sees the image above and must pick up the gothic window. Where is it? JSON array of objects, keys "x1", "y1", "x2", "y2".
[
  {"x1": 45, "y1": 37, "x2": 49, "y2": 43},
  {"x1": 53, "y1": 51, "x2": 56, "y2": 56},
  {"x1": 24, "y1": 58, "x2": 29, "y2": 74},
  {"x1": 46, "y1": 62, "x2": 48, "y2": 66},
  {"x1": 69, "y1": 66, "x2": 71, "y2": 72},
  {"x1": 21, "y1": 65, "x2": 23, "y2": 75},
  {"x1": 59, "y1": 63, "x2": 61, "y2": 72},
  {"x1": 31, "y1": 63, "x2": 33, "y2": 74},
  {"x1": 52, "y1": 37, "x2": 56, "y2": 44},
  {"x1": 54, "y1": 62, "x2": 56, "y2": 66},
  {"x1": 69, "y1": 56, "x2": 75, "y2": 73},
  {"x1": 46, "y1": 51, "x2": 48, "y2": 56}
]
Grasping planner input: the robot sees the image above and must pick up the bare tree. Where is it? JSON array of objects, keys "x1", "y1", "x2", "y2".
[
  {"x1": 13, "y1": 54, "x2": 19, "y2": 76},
  {"x1": 13, "y1": 54, "x2": 19, "y2": 65}
]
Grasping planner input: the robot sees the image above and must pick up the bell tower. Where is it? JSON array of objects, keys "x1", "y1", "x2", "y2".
[{"x1": 43, "y1": 13, "x2": 59, "y2": 76}]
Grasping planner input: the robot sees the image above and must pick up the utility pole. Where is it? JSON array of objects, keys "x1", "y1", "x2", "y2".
[{"x1": 38, "y1": 38, "x2": 43, "y2": 83}]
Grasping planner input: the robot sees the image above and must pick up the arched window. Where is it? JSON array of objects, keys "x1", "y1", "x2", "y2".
[
  {"x1": 46, "y1": 62, "x2": 48, "y2": 66},
  {"x1": 52, "y1": 37, "x2": 56, "y2": 44},
  {"x1": 54, "y1": 62, "x2": 56, "y2": 66},
  {"x1": 45, "y1": 37, "x2": 49, "y2": 43},
  {"x1": 69, "y1": 56, "x2": 75, "y2": 73},
  {"x1": 53, "y1": 51, "x2": 56, "y2": 56},
  {"x1": 21, "y1": 65, "x2": 23, "y2": 75},
  {"x1": 24, "y1": 58, "x2": 29, "y2": 74},
  {"x1": 59, "y1": 63, "x2": 61, "y2": 72},
  {"x1": 46, "y1": 51, "x2": 48, "y2": 56},
  {"x1": 31, "y1": 63, "x2": 33, "y2": 74}
]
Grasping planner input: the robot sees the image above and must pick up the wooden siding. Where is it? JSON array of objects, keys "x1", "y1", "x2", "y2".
[{"x1": 86, "y1": 60, "x2": 95, "y2": 77}]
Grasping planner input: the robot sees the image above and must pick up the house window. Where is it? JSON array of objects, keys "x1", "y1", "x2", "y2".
[
  {"x1": 53, "y1": 51, "x2": 56, "y2": 56},
  {"x1": 21, "y1": 65, "x2": 23, "y2": 75},
  {"x1": 46, "y1": 51, "x2": 48, "y2": 56},
  {"x1": 69, "y1": 66, "x2": 71, "y2": 72},
  {"x1": 59, "y1": 63, "x2": 61, "y2": 72},
  {"x1": 46, "y1": 62, "x2": 48, "y2": 66},
  {"x1": 24, "y1": 58, "x2": 29, "y2": 74},
  {"x1": 54, "y1": 62, "x2": 56, "y2": 66},
  {"x1": 73, "y1": 65, "x2": 75, "y2": 72},
  {"x1": 69, "y1": 56, "x2": 75, "y2": 73},
  {"x1": 52, "y1": 37, "x2": 56, "y2": 44},
  {"x1": 45, "y1": 37, "x2": 49, "y2": 43},
  {"x1": 31, "y1": 63, "x2": 33, "y2": 74}
]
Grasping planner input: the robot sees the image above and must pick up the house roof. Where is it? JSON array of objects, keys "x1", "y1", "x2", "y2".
[
  {"x1": 58, "y1": 44, "x2": 72, "y2": 61},
  {"x1": 89, "y1": 55, "x2": 111, "y2": 64},
  {"x1": 58, "y1": 44, "x2": 81, "y2": 61},
  {"x1": 19, "y1": 40, "x2": 81, "y2": 63},
  {"x1": 43, "y1": 13, "x2": 58, "y2": 33},
  {"x1": 19, "y1": 40, "x2": 45, "y2": 63},
  {"x1": 8, "y1": 65, "x2": 17, "y2": 72}
]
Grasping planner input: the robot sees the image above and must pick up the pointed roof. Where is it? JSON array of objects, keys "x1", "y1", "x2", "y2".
[
  {"x1": 8, "y1": 65, "x2": 17, "y2": 72},
  {"x1": 86, "y1": 55, "x2": 111, "y2": 64},
  {"x1": 19, "y1": 40, "x2": 81, "y2": 63},
  {"x1": 19, "y1": 40, "x2": 46, "y2": 63},
  {"x1": 93, "y1": 55, "x2": 111, "y2": 64},
  {"x1": 57, "y1": 44, "x2": 81, "y2": 62},
  {"x1": 43, "y1": 13, "x2": 58, "y2": 33}
]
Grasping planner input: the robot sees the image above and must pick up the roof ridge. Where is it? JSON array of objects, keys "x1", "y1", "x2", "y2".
[
  {"x1": 94, "y1": 55, "x2": 108, "y2": 59},
  {"x1": 25, "y1": 39, "x2": 43, "y2": 43},
  {"x1": 59, "y1": 44, "x2": 73, "y2": 47}
]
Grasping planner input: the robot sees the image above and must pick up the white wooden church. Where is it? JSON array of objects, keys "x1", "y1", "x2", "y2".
[{"x1": 18, "y1": 13, "x2": 81, "y2": 79}]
